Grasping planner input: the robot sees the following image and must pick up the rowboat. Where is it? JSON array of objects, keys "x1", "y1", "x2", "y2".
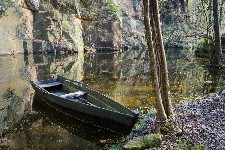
[
  {"x1": 31, "y1": 76, "x2": 139, "y2": 134},
  {"x1": 32, "y1": 95, "x2": 124, "y2": 143}
]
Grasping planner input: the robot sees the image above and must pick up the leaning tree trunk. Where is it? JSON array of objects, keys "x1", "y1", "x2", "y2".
[
  {"x1": 143, "y1": 0, "x2": 167, "y2": 132},
  {"x1": 212, "y1": 0, "x2": 222, "y2": 65},
  {"x1": 152, "y1": 0, "x2": 173, "y2": 118}
]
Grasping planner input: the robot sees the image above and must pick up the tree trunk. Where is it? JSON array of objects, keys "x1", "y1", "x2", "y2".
[
  {"x1": 152, "y1": 0, "x2": 173, "y2": 118},
  {"x1": 212, "y1": 0, "x2": 222, "y2": 65},
  {"x1": 143, "y1": 0, "x2": 167, "y2": 129}
]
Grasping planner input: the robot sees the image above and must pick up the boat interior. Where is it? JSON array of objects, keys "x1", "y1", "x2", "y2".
[{"x1": 34, "y1": 78, "x2": 134, "y2": 114}]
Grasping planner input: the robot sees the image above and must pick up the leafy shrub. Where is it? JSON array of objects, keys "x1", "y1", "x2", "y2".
[
  {"x1": 123, "y1": 134, "x2": 162, "y2": 150},
  {"x1": 106, "y1": 0, "x2": 119, "y2": 15}
]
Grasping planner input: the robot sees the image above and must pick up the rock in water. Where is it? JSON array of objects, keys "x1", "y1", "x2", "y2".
[{"x1": 25, "y1": 0, "x2": 40, "y2": 11}]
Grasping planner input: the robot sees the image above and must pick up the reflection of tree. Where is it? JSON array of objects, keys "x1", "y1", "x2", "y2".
[
  {"x1": 167, "y1": 49, "x2": 225, "y2": 102},
  {"x1": 203, "y1": 67, "x2": 223, "y2": 93}
]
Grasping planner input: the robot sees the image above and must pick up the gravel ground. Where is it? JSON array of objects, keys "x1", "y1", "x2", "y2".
[{"x1": 162, "y1": 91, "x2": 225, "y2": 149}]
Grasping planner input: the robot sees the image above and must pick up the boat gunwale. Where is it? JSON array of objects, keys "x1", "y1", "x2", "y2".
[
  {"x1": 57, "y1": 76, "x2": 138, "y2": 116},
  {"x1": 33, "y1": 94, "x2": 134, "y2": 134}
]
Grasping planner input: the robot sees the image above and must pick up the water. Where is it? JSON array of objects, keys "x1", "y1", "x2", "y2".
[{"x1": 0, "y1": 49, "x2": 224, "y2": 149}]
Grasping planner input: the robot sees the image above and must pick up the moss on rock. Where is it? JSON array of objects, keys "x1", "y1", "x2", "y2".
[
  {"x1": 188, "y1": 145, "x2": 207, "y2": 150},
  {"x1": 123, "y1": 134, "x2": 162, "y2": 150},
  {"x1": 160, "y1": 122, "x2": 172, "y2": 135}
]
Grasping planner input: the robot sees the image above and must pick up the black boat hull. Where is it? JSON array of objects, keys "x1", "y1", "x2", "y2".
[
  {"x1": 31, "y1": 77, "x2": 138, "y2": 134},
  {"x1": 34, "y1": 93, "x2": 135, "y2": 134}
]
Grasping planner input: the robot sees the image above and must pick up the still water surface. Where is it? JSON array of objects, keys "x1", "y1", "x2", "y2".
[{"x1": 0, "y1": 49, "x2": 224, "y2": 149}]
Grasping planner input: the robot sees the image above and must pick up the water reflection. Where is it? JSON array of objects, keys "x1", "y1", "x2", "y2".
[
  {"x1": 0, "y1": 48, "x2": 224, "y2": 148},
  {"x1": 167, "y1": 49, "x2": 224, "y2": 103},
  {"x1": 0, "y1": 55, "x2": 32, "y2": 137},
  {"x1": 0, "y1": 89, "x2": 24, "y2": 130},
  {"x1": 32, "y1": 52, "x2": 84, "y2": 82},
  {"x1": 1, "y1": 95, "x2": 122, "y2": 149}
]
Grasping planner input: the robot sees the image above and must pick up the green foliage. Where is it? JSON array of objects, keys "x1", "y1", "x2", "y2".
[
  {"x1": 160, "y1": 126, "x2": 170, "y2": 135},
  {"x1": 106, "y1": 109, "x2": 157, "y2": 150},
  {"x1": 176, "y1": 131, "x2": 185, "y2": 137},
  {"x1": 160, "y1": 0, "x2": 224, "y2": 48},
  {"x1": 132, "y1": 108, "x2": 156, "y2": 136},
  {"x1": 160, "y1": 122, "x2": 171, "y2": 135},
  {"x1": 188, "y1": 145, "x2": 207, "y2": 150},
  {"x1": 106, "y1": 0, "x2": 119, "y2": 15},
  {"x1": 141, "y1": 134, "x2": 162, "y2": 149},
  {"x1": 2, "y1": 88, "x2": 15, "y2": 99},
  {"x1": 107, "y1": 143, "x2": 124, "y2": 150},
  {"x1": 176, "y1": 139, "x2": 189, "y2": 150},
  {"x1": 123, "y1": 134, "x2": 162, "y2": 150},
  {"x1": 176, "y1": 139, "x2": 207, "y2": 150},
  {"x1": 0, "y1": 0, "x2": 14, "y2": 11},
  {"x1": 194, "y1": 38, "x2": 214, "y2": 58}
]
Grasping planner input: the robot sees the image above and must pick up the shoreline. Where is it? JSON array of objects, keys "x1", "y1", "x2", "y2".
[{"x1": 109, "y1": 91, "x2": 225, "y2": 149}]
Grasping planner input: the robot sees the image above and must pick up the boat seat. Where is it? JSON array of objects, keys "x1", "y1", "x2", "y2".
[
  {"x1": 60, "y1": 91, "x2": 87, "y2": 99},
  {"x1": 39, "y1": 81, "x2": 63, "y2": 88}
]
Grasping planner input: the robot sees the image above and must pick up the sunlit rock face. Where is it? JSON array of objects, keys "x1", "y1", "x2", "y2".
[
  {"x1": 118, "y1": 0, "x2": 145, "y2": 48},
  {"x1": 32, "y1": 0, "x2": 84, "y2": 53},
  {"x1": 0, "y1": 0, "x2": 145, "y2": 54},
  {"x1": 0, "y1": 1, "x2": 33, "y2": 55},
  {"x1": 78, "y1": 0, "x2": 145, "y2": 50},
  {"x1": 77, "y1": 0, "x2": 122, "y2": 50}
]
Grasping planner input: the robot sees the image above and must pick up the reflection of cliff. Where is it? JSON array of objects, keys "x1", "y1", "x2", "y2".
[
  {"x1": 32, "y1": 51, "x2": 84, "y2": 81},
  {"x1": 83, "y1": 52, "x2": 121, "y2": 79},
  {"x1": 121, "y1": 46, "x2": 150, "y2": 78},
  {"x1": 1, "y1": 111, "x2": 100, "y2": 150},
  {"x1": 0, "y1": 54, "x2": 37, "y2": 137},
  {"x1": 0, "y1": 89, "x2": 24, "y2": 134},
  {"x1": 86, "y1": 49, "x2": 225, "y2": 111},
  {"x1": 0, "y1": 55, "x2": 33, "y2": 117},
  {"x1": 167, "y1": 49, "x2": 225, "y2": 103},
  {"x1": 0, "y1": 96, "x2": 121, "y2": 149}
]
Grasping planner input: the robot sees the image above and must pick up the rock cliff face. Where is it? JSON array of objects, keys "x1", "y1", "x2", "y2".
[
  {"x1": 0, "y1": 0, "x2": 33, "y2": 55},
  {"x1": 0, "y1": 0, "x2": 144, "y2": 54}
]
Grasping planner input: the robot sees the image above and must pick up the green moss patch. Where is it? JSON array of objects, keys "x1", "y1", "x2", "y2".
[{"x1": 123, "y1": 134, "x2": 162, "y2": 150}]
